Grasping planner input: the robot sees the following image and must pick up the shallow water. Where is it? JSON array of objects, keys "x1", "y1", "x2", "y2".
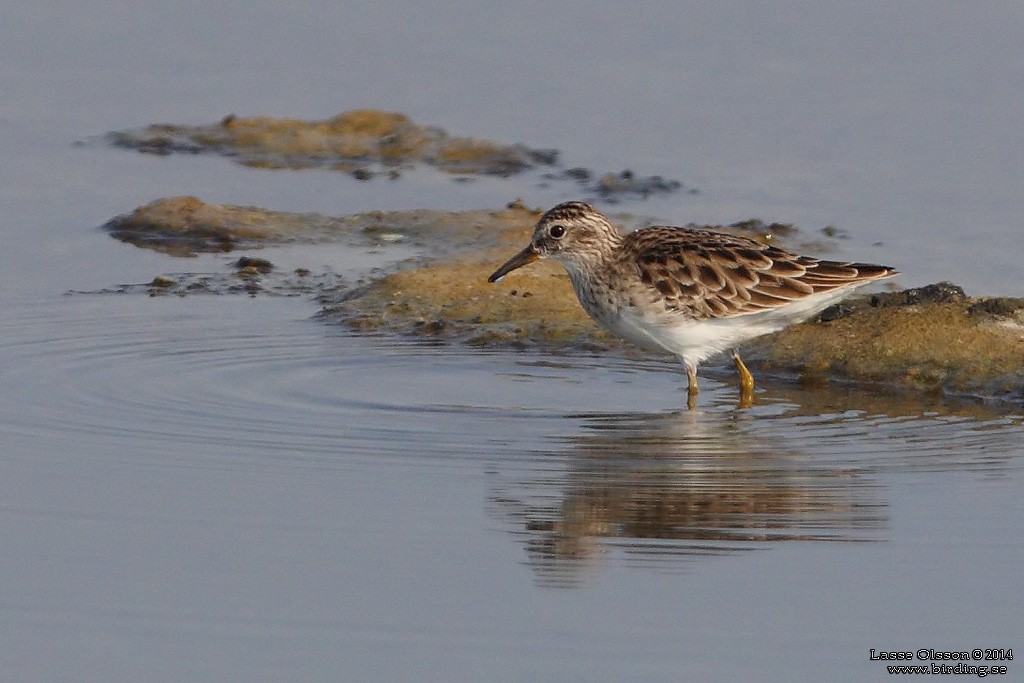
[
  {"x1": 3, "y1": 295, "x2": 1021, "y2": 680},
  {"x1": 3, "y1": 2, "x2": 1024, "y2": 681}
]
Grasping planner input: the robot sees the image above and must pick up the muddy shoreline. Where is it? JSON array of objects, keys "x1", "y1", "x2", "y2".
[{"x1": 98, "y1": 196, "x2": 1024, "y2": 403}]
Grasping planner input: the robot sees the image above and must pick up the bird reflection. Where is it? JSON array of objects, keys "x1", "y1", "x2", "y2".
[{"x1": 491, "y1": 406, "x2": 888, "y2": 587}]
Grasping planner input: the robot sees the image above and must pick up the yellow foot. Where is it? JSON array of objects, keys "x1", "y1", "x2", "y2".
[{"x1": 733, "y1": 351, "x2": 755, "y2": 408}]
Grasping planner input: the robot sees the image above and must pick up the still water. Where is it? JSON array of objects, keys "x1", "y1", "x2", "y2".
[
  {"x1": 3, "y1": 295, "x2": 1020, "y2": 681},
  {"x1": 2, "y1": 2, "x2": 1023, "y2": 681}
]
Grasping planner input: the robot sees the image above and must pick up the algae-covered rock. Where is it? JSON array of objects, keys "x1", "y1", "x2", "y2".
[
  {"x1": 103, "y1": 195, "x2": 541, "y2": 256},
  {"x1": 321, "y1": 255, "x2": 617, "y2": 349},
  {"x1": 99, "y1": 196, "x2": 1024, "y2": 401},
  {"x1": 107, "y1": 109, "x2": 557, "y2": 176},
  {"x1": 103, "y1": 109, "x2": 693, "y2": 200},
  {"x1": 103, "y1": 196, "x2": 330, "y2": 254},
  {"x1": 758, "y1": 299, "x2": 1024, "y2": 399}
]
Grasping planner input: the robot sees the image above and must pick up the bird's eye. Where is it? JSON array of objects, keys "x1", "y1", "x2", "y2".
[{"x1": 548, "y1": 224, "x2": 566, "y2": 239}]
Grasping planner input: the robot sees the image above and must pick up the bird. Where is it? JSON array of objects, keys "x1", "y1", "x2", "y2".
[{"x1": 488, "y1": 201, "x2": 897, "y2": 407}]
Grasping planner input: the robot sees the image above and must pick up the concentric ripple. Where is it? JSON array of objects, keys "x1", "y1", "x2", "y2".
[
  {"x1": 6, "y1": 295, "x2": 1022, "y2": 472},
  {"x1": 4, "y1": 294, "x2": 1023, "y2": 586},
  {"x1": 1, "y1": 296, "x2": 560, "y2": 473}
]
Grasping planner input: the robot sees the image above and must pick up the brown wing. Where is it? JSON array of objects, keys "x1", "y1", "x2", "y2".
[{"x1": 623, "y1": 226, "x2": 897, "y2": 319}]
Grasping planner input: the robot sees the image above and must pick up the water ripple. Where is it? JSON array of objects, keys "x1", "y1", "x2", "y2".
[
  {"x1": 5, "y1": 296, "x2": 1022, "y2": 586},
  {"x1": 2, "y1": 298, "x2": 541, "y2": 473}
]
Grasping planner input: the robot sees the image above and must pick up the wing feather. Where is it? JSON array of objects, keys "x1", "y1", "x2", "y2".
[{"x1": 623, "y1": 226, "x2": 897, "y2": 320}]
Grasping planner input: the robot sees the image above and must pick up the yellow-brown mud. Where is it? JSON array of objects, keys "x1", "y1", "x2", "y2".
[
  {"x1": 104, "y1": 195, "x2": 539, "y2": 256},
  {"x1": 107, "y1": 109, "x2": 557, "y2": 176},
  {"x1": 103, "y1": 196, "x2": 1024, "y2": 400},
  {"x1": 103, "y1": 109, "x2": 693, "y2": 198},
  {"x1": 105, "y1": 196, "x2": 327, "y2": 254},
  {"x1": 328, "y1": 254, "x2": 618, "y2": 349},
  {"x1": 760, "y1": 302, "x2": 1024, "y2": 396}
]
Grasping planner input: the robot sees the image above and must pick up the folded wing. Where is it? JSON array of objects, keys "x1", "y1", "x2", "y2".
[{"x1": 625, "y1": 227, "x2": 897, "y2": 319}]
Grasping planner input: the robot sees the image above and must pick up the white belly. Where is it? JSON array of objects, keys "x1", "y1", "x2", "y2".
[
  {"x1": 590, "y1": 284, "x2": 860, "y2": 366},
  {"x1": 600, "y1": 310, "x2": 776, "y2": 364}
]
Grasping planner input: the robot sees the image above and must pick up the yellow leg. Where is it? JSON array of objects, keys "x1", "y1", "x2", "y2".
[
  {"x1": 685, "y1": 363, "x2": 699, "y2": 410},
  {"x1": 732, "y1": 350, "x2": 754, "y2": 408},
  {"x1": 732, "y1": 351, "x2": 754, "y2": 392}
]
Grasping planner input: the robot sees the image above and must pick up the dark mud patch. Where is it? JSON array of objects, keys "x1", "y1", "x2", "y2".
[
  {"x1": 818, "y1": 282, "x2": 967, "y2": 322},
  {"x1": 541, "y1": 168, "x2": 695, "y2": 203},
  {"x1": 967, "y1": 297, "x2": 1024, "y2": 319},
  {"x1": 72, "y1": 259, "x2": 348, "y2": 300}
]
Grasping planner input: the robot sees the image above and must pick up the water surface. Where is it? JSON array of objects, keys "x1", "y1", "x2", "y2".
[{"x1": 2, "y1": 2, "x2": 1023, "y2": 681}]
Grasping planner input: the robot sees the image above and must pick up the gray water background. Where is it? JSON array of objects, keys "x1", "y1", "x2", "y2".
[{"x1": 2, "y1": 3, "x2": 1022, "y2": 681}]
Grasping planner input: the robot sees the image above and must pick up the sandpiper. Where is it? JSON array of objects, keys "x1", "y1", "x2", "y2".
[{"x1": 489, "y1": 201, "x2": 897, "y2": 407}]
